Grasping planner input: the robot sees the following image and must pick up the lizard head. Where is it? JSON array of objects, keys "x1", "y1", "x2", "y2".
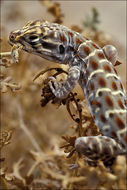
[{"x1": 9, "y1": 20, "x2": 72, "y2": 64}]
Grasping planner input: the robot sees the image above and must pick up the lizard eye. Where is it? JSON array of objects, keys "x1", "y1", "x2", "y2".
[
  {"x1": 29, "y1": 35, "x2": 38, "y2": 41},
  {"x1": 59, "y1": 45, "x2": 65, "y2": 54}
]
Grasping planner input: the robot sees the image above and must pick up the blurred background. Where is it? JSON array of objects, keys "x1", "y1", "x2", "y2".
[
  {"x1": 1, "y1": 0, "x2": 126, "y2": 84},
  {"x1": 1, "y1": 1, "x2": 126, "y2": 189}
]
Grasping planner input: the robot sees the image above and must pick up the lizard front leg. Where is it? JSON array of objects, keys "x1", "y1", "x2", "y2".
[{"x1": 49, "y1": 65, "x2": 80, "y2": 99}]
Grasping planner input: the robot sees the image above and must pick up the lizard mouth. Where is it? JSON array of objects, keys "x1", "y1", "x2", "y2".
[
  {"x1": 8, "y1": 40, "x2": 14, "y2": 46},
  {"x1": 8, "y1": 40, "x2": 22, "y2": 49},
  {"x1": 8, "y1": 30, "x2": 22, "y2": 46}
]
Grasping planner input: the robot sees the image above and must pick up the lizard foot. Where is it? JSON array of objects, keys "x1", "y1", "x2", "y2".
[{"x1": 48, "y1": 76, "x2": 67, "y2": 99}]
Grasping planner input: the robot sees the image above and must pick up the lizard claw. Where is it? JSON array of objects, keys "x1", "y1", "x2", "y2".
[
  {"x1": 48, "y1": 76, "x2": 61, "y2": 97},
  {"x1": 48, "y1": 76, "x2": 59, "y2": 91},
  {"x1": 48, "y1": 76, "x2": 56, "y2": 82},
  {"x1": 48, "y1": 76, "x2": 66, "y2": 99}
]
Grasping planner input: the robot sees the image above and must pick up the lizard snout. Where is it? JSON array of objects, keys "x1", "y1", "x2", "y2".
[{"x1": 9, "y1": 30, "x2": 22, "y2": 45}]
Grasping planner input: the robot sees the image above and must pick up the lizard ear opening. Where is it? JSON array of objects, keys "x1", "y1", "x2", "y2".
[{"x1": 59, "y1": 45, "x2": 65, "y2": 54}]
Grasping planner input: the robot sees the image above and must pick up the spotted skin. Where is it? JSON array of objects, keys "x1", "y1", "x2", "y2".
[{"x1": 9, "y1": 20, "x2": 127, "y2": 162}]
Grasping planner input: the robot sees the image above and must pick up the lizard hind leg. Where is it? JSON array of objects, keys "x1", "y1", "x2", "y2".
[
  {"x1": 102, "y1": 45, "x2": 118, "y2": 66},
  {"x1": 75, "y1": 136, "x2": 124, "y2": 163}
]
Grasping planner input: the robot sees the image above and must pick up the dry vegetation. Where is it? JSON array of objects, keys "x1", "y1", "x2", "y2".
[{"x1": 0, "y1": 1, "x2": 126, "y2": 189}]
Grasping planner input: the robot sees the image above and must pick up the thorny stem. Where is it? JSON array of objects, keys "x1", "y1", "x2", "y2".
[
  {"x1": 40, "y1": 164, "x2": 86, "y2": 188},
  {"x1": 27, "y1": 158, "x2": 40, "y2": 177},
  {"x1": 33, "y1": 67, "x2": 68, "y2": 82},
  {"x1": 17, "y1": 102, "x2": 42, "y2": 152},
  {"x1": 66, "y1": 92, "x2": 83, "y2": 136},
  {"x1": 12, "y1": 158, "x2": 25, "y2": 184}
]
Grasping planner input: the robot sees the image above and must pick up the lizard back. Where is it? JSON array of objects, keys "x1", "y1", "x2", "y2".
[{"x1": 78, "y1": 42, "x2": 127, "y2": 150}]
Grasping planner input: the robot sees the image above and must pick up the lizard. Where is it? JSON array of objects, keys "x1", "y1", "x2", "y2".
[{"x1": 9, "y1": 20, "x2": 127, "y2": 163}]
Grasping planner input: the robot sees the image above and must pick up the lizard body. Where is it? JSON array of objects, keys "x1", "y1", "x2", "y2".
[{"x1": 9, "y1": 20, "x2": 127, "y2": 162}]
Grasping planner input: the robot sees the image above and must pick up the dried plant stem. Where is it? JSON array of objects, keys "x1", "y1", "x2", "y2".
[
  {"x1": 17, "y1": 103, "x2": 42, "y2": 152},
  {"x1": 0, "y1": 52, "x2": 11, "y2": 58},
  {"x1": 27, "y1": 158, "x2": 40, "y2": 177},
  {"x1": 0, "y1": 177, "x2": 9, "y2": 190},
  {"x1": 40, "y1": 164, "x2": 86, "y2": 188}
]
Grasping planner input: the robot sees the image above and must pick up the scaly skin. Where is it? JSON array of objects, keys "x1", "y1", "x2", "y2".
[{"x1": 9, "y1": 20, "x2": 127, "y2": 162}]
